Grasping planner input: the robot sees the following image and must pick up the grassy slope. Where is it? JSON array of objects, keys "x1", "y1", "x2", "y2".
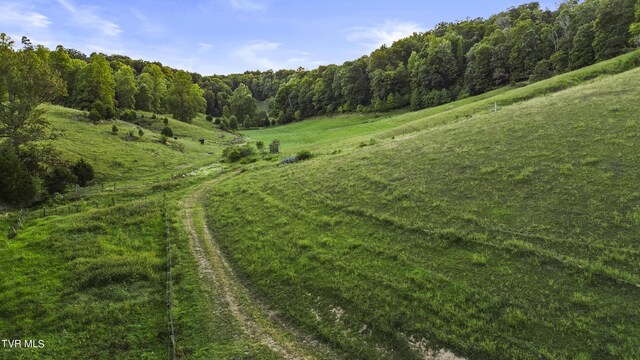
[
  {"x1": 245, "y1": 49, "x2": 640, "y2": 156},
  {"x1": 204, "y1": 66, "x2": 640, "y2": 358},
  {"x1": 0, "y1": 109, "x2": 276, "y2": 358},
  {"x1": 2, "y1": 50, "x2": 640, "y2": 359},
  {"x1": 44, "y1": 105, "x2": 228, "y2": 183},
  {"x1": 244, "y1": 86, "x2": 513, "y2": 154}
]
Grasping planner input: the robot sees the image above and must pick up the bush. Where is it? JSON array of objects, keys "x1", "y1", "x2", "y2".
[
  {"x1": 206, "y1": 114, "x2": 213, "y2": 122},
  {"x1": 46, "y1": 166, "x2": 77, "y2": 195},
  {"x1": 229, "y1": 115, "x2": 238, "y2": 129},
  {"x1": 214, "y1": 118, "x2": 221, "y2": 125},
  {"x1": 72, "y1": 158, "x2": 95, "y2": 187},
  {"x1": 296, "y1": 150, "x2": 313, "y2": 161},
  {"x1": 269, "y1": 139, "x2": 280, "y2": 154},
  {"x1": 138, "y1": 128, "x2": 144, "y2": 137},
  {"x1": 120, "y1": 109, "x2": 137, "y2": 122},
  {"x1": 92, "y1": 100, "x2": 115, "y2": 120},
  {"x1": 112, "y1": 124, "x2": 118, "y2": 134},
  {"x1": 0, "y1": 144, "x2": 39, "y2": 206},
  {"x1": 163, "y1": 117, "x2": 169, "y2": 125},
  {"x1": 223, "y1": 145, "x2": 254, "y2": 162},
  {"x1": 256, "y1": 140, "x2": 265, "y2": 152},
  {"x1": 161, "y1": 126, "x2": 173, "y2": 137},
  {"x1": 88, "y1": 109, "x2": 101, "y2": 122},
  {"x1": 151, "y1": 113, "x2": 157, "y2": 119}
]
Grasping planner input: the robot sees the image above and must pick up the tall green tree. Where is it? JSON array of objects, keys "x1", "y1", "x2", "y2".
[
  {"x1": 465, "y1": 42, "x2": 495, "y2": 95},
  {"x1": 0, "y1": 34, "x2": 65, "y2": 205},
  {"x1": 593, "y1": 0, "x2": 636, "y2": 61},
  {"x1": 166, "y1": 71, "x2": 206, "y2": 122},
  {"x1": 142, "y1": 63, "x2": 167, "y2": 113},
  {"x1": 509, "y1": 19, "x2": 543, "y2": 81},
  {"x1": 135, "y1": 73, "x2": 153, "y2": 111},
  {"x1": 49, "y1": 46, "x2": 84, "y2": 106},
  {"x1": 229, "y1": 84, "x2": 257, "y2": 127},
  {"x1": 336, "y1": 58, "x2": 371, "y2": 109},
  {"x1": 570, "y1": 22, "x2": 596, "y2": 69},
  {"x1": 73, "y1": 53, "x2": 115, "y2": 110},
  {"x1": 114, "y1": 64, "x2": 137, "y2": 109},
  {"x1": 1, "y1": 34, "x2": 64, "y2": 152},
  {"x1": 630, "y1": 0, "x2": 640, "y2": 46}
]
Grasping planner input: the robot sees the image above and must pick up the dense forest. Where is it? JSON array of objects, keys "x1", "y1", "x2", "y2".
[
  {"x1": 1, "y1": 0, "x2": 639, "y2": 206},
  {"x1": 4, "y1": 1, "x2": 640, "y2": 125}
]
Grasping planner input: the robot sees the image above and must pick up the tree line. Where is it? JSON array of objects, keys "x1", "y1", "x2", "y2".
[
  {"x1": 6, "y1": 1, "x2": 639, "y2": 129},
  {"x1": 268, "y1": 0, "x2": 640, "y2": 123}
]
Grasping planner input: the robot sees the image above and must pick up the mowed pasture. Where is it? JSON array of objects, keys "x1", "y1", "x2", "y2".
[{"x1": 204, "y1": 67, "x2": 640, "y2": 359}]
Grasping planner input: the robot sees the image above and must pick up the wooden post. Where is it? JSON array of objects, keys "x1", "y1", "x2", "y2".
[{"x1": 494, "y1": 102, "x2": 497, "y2": 112}]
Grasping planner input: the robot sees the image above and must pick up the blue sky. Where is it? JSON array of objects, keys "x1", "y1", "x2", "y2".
[{"x1": 0, "y1": 0, "x2": 559, "y2": 75}]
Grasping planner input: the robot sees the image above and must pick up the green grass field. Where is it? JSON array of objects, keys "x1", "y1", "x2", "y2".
[
  {"x1": 1, "y1": 51, "x2": 640, "y2": 359},
  {"x1": 204, "y1": 61, "x2": 640, "y2": 358}
]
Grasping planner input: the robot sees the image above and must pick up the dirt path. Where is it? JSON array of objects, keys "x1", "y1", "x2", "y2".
[{"x1": 183, "y1": 180, "x2": 323, "y2": 360}]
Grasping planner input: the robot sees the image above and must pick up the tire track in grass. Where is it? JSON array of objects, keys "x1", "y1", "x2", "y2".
[{"x1": 183, "y1": 179, "x2": 330, "y2": 360}]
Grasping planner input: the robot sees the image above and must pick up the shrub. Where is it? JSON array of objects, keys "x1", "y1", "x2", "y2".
[
  {"x1": 93, "y1": 100, "x2": 116, "y2": 120},
  {"x1": 88, "y1": 109, "x2": 101, "y2": 122},
  {"x1": 138, "y1": 128, "x2": 144, "y2": 137},
  {"x1": 72, "y1": 159, "x2": 94, "y2": 187},
  {"x1": 0, "y1": 144, "x2": 39, "y2": 206},
  {"x1": 163, "y1": 117, "x2": 169, "y2": 125},
  {"x1": 256, "y1": 140, "x2": 265, "y2": 152},
  {"x1": 120, "y1": 109, "x2": 137, "y2": 122},
  {"x1": 112, "y1": 124, "x2": 118, "y2": 134},
  {"x1": 45, "y1": 166, "x2": 77, "y2": 195},
  {"x1": 161, "y1": 126, "x2": 173, "y2": 137},
  {"x1": 229, "y1": 115, "x2": 238, "y2": 129},
  {"x1": 269, "y1": 139, "x2": 280, "y2": 154},
  {"x1": 206, "y1": 114, "x2": 213, "y2": 122},
  {"x1": 214, "y1": 118, "x2": 221, "y2": 125},
  {"x1": 296, "y1": 150, "x2": 313, "y2": 161},
  {"x1": 223, "y1": 145, "x2": 254, "y2": 162},
  {"x1": 151, "y1": 113, "x2": 157, "y2": 119}
]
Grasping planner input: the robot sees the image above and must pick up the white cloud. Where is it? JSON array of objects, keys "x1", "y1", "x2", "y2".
[
  {"x1": 347, "y1": 20, "x2": 422, "y2": 50},
  {"x1": 229, "y1": 0, "x2": 265, "y2": 12},
  {"x1": 57, "y1": 0, "x2": 121, "y2": 36},
  {"x1": 232, "y1": 41, "x2": 281, "y2": 69},
  {"x1": 231, "y1": 40, "x2": 320, "y2": 71},
  {"x1": 198, "y1": 42, "x2": 212, "y2": 50},
  {"x1": 0, "y1": 2, "x2": 51, "y2": 29}
]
